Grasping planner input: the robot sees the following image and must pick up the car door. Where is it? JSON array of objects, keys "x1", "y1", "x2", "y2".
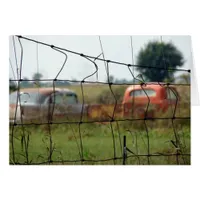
[
  {"x1": 42, "y1": 92, "x2": 64, "y2": 121},
  {"x1": 62, "y1": 93, "x2": 83, "y2": 115},
  {"x1": 124, "y1": 89, "x2": 157, "y2": 118},
  {"x1": 56, "y1": 92, "x2": 84, "y2": 119},
  {"x1": 20, "y1": 92, "x2": 43, "y2": 122}
]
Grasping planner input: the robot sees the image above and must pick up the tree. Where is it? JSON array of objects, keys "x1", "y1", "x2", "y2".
[
  {"x1": 32, "y1": 72, "x2": 43, "y2": 87},
  {"x1": 32, "y1": 72, "x2": 43, "y2": 80},
  {"x1": 137, "y1": 41, "x2": 184, "y2": 82},
  {"x1": 9, "y1": 78, "x2": 17, "y2": 92}
]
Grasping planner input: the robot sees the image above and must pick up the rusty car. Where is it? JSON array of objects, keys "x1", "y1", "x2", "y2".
[
  {"x1": 9, "y1": 87, "x2": 88, "y2": 124},
  {"x1": 87, "y1": 82, "x2": 180, "y2": 121},
  {"x1": 122, "y1": 82, "x2": 180, "y2": 118}
]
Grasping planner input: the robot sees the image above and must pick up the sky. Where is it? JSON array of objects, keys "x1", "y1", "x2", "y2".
[{"x1": 9, "y1": 35, "x2": 192, "y2": 83}]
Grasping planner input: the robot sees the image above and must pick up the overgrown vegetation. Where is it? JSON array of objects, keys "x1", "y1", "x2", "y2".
[{"x1": 96, "y1": 86, "x2": 125, "y2": 104}]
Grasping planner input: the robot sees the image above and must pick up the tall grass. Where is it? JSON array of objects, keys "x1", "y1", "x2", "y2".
[{"x1": 9, "y1": 123, "x2": 190, "y2": 165}]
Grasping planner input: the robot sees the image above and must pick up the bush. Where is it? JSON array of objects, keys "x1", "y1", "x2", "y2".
[
  {"x1": 96, "y1": 86, "x2": 125, "y2": 104},
  {"x1": 9, "y1": 81, "x2": 17, "y2": 93}
]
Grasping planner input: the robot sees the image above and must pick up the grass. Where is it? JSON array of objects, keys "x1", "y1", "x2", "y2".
[
  {"x1": 9, "y1": 120, "x2": 190, "y2": 165},
  {"x1": 67, "y1": 84, "x2": 127, "y2": 104},
  {"x1": 9, "y1": 84, "x2": 191, "y2": 165}
]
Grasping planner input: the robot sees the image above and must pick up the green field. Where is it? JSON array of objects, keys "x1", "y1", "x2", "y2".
[
  {"x1": 9, "y1": 84, "x2": 190, "y2": 165},
  {"x1": 10, "y1": 122, "x2": 190, "y2": 165}
]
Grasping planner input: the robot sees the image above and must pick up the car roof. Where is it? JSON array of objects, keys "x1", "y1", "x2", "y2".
[
  {"x1": 16, "y1": 87, "x2": 76, "y2": 95},
  {"x1": 125, "y1": 82, "x2": 172, "y2": 92}
]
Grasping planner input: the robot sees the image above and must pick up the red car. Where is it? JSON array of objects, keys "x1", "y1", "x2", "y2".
[
  {"x1": 87, "y1": 82, "x2": 180, "y2": 121},
  {"x1": 122, "y1": 82, "x2": 180, "y2": 118}
]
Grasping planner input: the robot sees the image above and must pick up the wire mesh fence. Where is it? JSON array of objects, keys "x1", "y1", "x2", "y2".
[{"x1": 9, "y1": 35, "x2": 191, "y2": 165}]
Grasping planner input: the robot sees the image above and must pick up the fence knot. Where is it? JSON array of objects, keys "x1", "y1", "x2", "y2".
[
  {"x1": 109, "y1": 82, "x2": 113, "y2": 86},
  {"x1": 110, "y1": 118, "x2": 114, "y2": 122}
]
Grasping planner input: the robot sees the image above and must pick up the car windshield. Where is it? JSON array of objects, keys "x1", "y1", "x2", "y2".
[
  {"x1": 50, "y1": 93, "x2": 78, "y2": 105},
  {"x1": 9, "y1": 91, "x2": 46, "y2": 104},
  {"x1": 62, "y1": 93, "x2": 78, "y2": 104}
]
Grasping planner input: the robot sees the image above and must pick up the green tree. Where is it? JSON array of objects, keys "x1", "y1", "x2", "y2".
[
  {"x1": 32, "y1": 72, "x2": 43, "y2": 87},
  {"x1": 9, "y1": 78, "x2": 17, "y2": 92},
  {"x1": 137, "y1": 41, "x2": 184, "y2": 82},
  {"x1": 32, "y1": 72, "x2": 43, "y2": 80}
]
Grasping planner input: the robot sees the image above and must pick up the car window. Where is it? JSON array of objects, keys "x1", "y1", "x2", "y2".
[
  {"x1": 166, "y1": 88, "x2": 177, "y2": 100},
  {"x1": 63, "y1": 93, "x2": 78, "y2": 104},
  {"x1": 54, "y1": 94, "x2": 63, "y2": 104},
  {"x1": 49, "y1": 93, "x2": 78, "y2": 105},
  {"x1": 130, "y1": 89, "x2": 156, "y2": 97}
]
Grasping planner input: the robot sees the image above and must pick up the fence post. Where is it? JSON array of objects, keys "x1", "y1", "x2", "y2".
[{"x1": 123, "y1": 135, "x2": 127, "y2": 165}]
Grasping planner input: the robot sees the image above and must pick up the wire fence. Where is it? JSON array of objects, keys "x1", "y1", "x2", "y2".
[{"x1": 9, "y1": 35, "x2": 191, "y2": 165}]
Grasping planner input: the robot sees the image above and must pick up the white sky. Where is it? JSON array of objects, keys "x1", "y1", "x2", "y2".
[{"x1": 9, "y1": 35, "x2": 192, "y2": 82}]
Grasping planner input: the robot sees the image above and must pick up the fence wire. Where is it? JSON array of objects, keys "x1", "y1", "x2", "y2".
[{"x1": 9, "y1": 35, "x2": 191, "y2": 165}]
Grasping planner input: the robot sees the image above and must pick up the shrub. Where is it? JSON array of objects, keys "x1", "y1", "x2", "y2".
[{"x1": 96, "y1": 86, "x2": 125, "y2": 104}]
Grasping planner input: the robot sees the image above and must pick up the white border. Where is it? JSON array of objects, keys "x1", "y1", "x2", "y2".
[{"x1": 1, "y1": 1, "x2": 200, "y2": 200}]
